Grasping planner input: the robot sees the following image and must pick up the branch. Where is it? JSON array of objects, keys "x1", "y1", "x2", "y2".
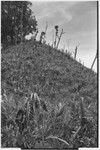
[{"x1": 46, "y1": 135, "x2": 69, "y2": 146}]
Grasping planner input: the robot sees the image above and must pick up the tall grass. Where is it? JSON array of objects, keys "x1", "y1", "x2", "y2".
[{"x1": 1, "y1": 90, "x2": 97, "y2": 148}]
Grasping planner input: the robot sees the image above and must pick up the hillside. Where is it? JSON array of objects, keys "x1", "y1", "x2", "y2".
[{"x1": 1, "y1": 40, "x2": 97, "y2": 149}]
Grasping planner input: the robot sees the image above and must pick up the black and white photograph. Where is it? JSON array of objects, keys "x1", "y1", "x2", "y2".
[{"x1": 1, "y1": 1, "x2": 98, "y2": 149}]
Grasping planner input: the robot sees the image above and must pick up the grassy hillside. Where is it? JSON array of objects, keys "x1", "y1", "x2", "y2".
[{"x1": 1, "y1": 40, "x2": 97, "y2": 149}]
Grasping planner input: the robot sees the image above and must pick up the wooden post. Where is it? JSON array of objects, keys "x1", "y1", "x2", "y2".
[
  {"x1": 74, "y1": 46, "x2": 78, "y2": 59},
  {"x1": 54, "y1": 33, "x2": 57, "y2": 48},
  {"x1": 74, "y1": 43, "x2": 80, "y2": 59},
  {"x1": 91, "y1": 52, "x2": 97, "y2": 70},
  {"x1": 54, "y1": 25, "x2": 59, "y2": 48}
]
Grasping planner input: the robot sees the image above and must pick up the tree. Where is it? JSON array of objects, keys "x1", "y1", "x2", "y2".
[{"x1": 1, "y1": 1, "x2": 37, "y2": 46}]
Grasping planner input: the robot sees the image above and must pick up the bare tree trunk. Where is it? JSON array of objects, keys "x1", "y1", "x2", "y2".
[
  {"x1": 54, "y1": 34, "x2": 57, "y2": 48},
  {"x1": 56, "y1": 29, "x2": 64, "y2": 49},
  {"x1": 74, "y1": 46, "x2": 77, "y2": 59},
  {"x1": 91, "y1": 52, "x2": 97, "y2": 70},
  {"x1": 54, "y1": 26, "x2": 59, "y2": 48}
]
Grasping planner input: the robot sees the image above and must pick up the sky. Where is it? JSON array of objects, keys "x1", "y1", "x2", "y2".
[{"x1": 29, "y1": 1, "x2": 97, "y2": 72}]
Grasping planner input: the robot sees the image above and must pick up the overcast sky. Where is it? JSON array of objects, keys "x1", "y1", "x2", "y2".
[{"x1": 29, "y1": 1, "x2": 97, "y2": 72}]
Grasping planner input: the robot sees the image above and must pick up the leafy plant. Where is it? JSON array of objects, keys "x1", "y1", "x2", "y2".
[{"x1": 1, "y1": 1, "x2": 37, "y2": 47}]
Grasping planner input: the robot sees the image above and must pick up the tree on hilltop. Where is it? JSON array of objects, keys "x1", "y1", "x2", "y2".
[{"x1": 1, "y1": 1, "x2": 37, "y2": 46}]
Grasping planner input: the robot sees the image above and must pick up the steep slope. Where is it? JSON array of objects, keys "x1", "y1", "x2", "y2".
[
  {"x1": 2, "y1": 40, "x2": 97, "y2": 103},
  {"x1": 1, "y1": 40, "x2": 97, "y2": 148}
]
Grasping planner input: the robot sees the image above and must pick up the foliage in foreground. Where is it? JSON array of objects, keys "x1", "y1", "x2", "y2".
[{"x1": 1, "y1": 90, "x2": 97, "y2": 148}]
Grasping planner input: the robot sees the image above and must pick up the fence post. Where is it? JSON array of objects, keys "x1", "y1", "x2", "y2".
[
  {"x1": 74, "y1": 43, "x2": 80, "y2": 59},
  {"x1": 91, "y1": 52, "x2": 97, "y2": 70}
]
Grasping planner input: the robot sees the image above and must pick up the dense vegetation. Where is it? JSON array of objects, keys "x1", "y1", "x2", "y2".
[
  {"x1": 1, "y1": 40, "x2": 97, "y2": 149},
  {"x1": 1, "y1": 1, "x2": 37, "y2": 46}
]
